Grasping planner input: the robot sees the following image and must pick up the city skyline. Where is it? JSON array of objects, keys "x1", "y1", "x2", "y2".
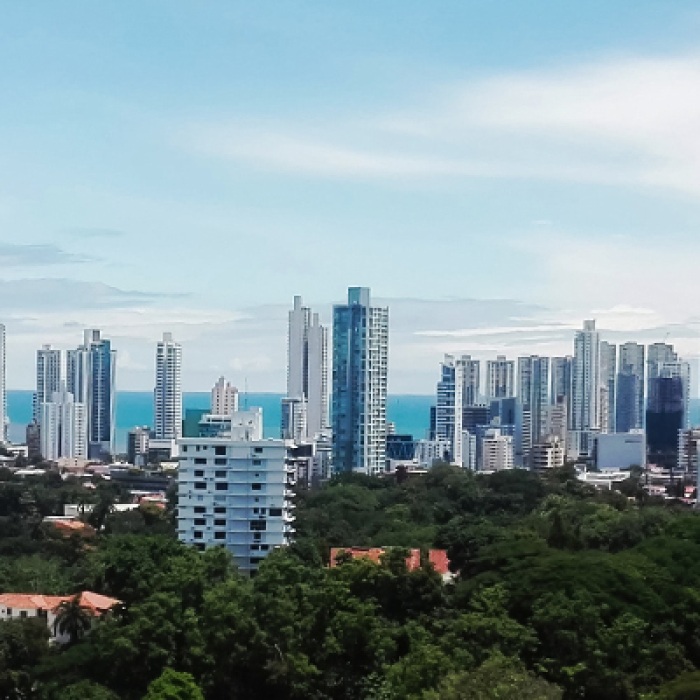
[{"x1": 2, "y1": 3, "x2": 700, "y2": 393}]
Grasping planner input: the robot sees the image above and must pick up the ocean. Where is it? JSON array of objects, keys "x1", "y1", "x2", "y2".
[{"x1": 6, "y1": 391, "x2": 435, "y2": 451}]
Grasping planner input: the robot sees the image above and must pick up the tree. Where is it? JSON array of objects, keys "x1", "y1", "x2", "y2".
[
  {"x1": 53, "y1": 680, "x2": 120, "y2": 699},
  {"x1": 53, "y1": 595, "x2": 92, "y2": 644},
  {"x1": 143, "y1": 668, "x2": 204, "y2": 700}
]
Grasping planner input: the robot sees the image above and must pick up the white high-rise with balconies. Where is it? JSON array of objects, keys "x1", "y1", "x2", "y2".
[
  {"x1": 486, "y1": 356, "x2": 515, "y2": 401},
  {"x1": 286, "y1": 296, "x2": 328, "y2": 439},
  {"x1": 570, "y1": 320, "x2": 601, "y2": 456},
  {"x1": 35, "y1": 345, "x2": 63, "y2": 423},
  {"x1": 211, "y1": 376, "x2": 239, "y2": 415},
  {"x1": 154, "y1": 333, "x2": 182, "y2": 440},
  {"x1": 40, "y1": 386, "x2": 87, "y2": 461}
]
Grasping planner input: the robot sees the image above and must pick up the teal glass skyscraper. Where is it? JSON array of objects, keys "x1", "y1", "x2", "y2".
[{"x1": 332, "y1": 287, "x2": 388, "y2": 474}]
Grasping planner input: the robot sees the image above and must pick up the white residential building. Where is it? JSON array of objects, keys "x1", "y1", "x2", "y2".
[
  {"x1": 570, "y1": 320, "x2": 601, "y2": 456},
  {"x1": 461, "y1": 430, "x2": 477, "y2": 470},
  {"x1": 286, "y1": 296, "x2": 329, "y2": 439},
  {"x1": 35, "y1": 345, "x2": 62, "y2": 422},
  {"x1": 481, "y1": 428, "x2": 514, "y2": 471},
  {"x1": 211, "y1": 376, "x2": 239, "y2": 415},
  {"x1": 486, "y1": 356, "x2": 515, "y2": 401},
  {"x1": 281, "y1": 397, "x2": 308, "y2": 442},
  {"x1": 531, "y1": 438, "x2": 565, "y2": 473},
  {"x1": 154, "y1": 332, "x2": 182, "y2": 441},
  {"x1": 332, "y1": 287, "x2": 388, "y2": 474},
  {"x1": 435, "y1": 354, "x2": 467, "y2": 465},
  {"x1": 40, "y1": 387, "x2": 88, "y2": 461},
  {"x1": 414, "y1": 439, "x2": 452, "y2": 468},
  {"x1": 177, "y1": 426, "x2": 295, "y2": 573}
]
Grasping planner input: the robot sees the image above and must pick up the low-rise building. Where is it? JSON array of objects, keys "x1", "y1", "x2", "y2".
[
  {"x1": 329, "y1": 547, "x2": 452, "y2": 581},
  {"x1": 531, "y1": 438, "x2": 565, "y2": 472}
]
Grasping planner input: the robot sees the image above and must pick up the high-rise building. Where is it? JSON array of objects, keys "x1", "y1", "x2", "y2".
[
  {"x1": 34, "y1": 345, "x2": 62, "y2": 422},
  {"x1": 616, "y1": 342, "x2": 645, "y2": 433},
  {"x1": 550, "y1": 356, "x2": 573, "y2": 405},
  {"x1": 332, "y1": 287, "x2": 389, "y2": 474},
  {"x1": 281, "y1": 396, "x2": 308, "y2": 442},
  {"x1": 153, "y1": 333, "x2": 182, "y2": 441},
  {"x1": 127, "y1": 426, "x2": 151, "y2": 467},
  {"x1": 657, "y1": 360, "x2": 691, "y2": 430},
  {"x1": 40, "y1": 386, "x2": 88, "y2": 461},
  {"x1": 435, "y1": 355, "x2": 467, "y2": 464},
  {"x1": 211, "y1": 377, "x2": 239, "y2": 415},
  {"x1": 599, "y1": 341, "x2": 617, "y2": 433},
  {"x1": 481, "y1": 428, "x2": 514, "y2": 471},
  {"x1": 67, "y1": 329, "x2": 116, "y2": 460},
  {"x1": 647, "y1": 342, "x2": 677, "y2": 381},
  {"x1": 646, "y1": 375, "x2": 685, "y2": 456},
  {"x1": 486, "y1": 356, "x2": 515, "y2": 401},
  {"x1": 286, "y1": 296, "x2": 328, "y2": 439},
  {"x1": 517, "y1": 355, "x2": 550, "y2": 458},
  {"x1": 571, "y1": 320, "x2": 601, "y2": 431},
  {"x1": 0, "y1": 324, "x2": 5, "y2": 444},
  {"x1": 177, "y1": 423, "x2": 295, "y2": 573}
]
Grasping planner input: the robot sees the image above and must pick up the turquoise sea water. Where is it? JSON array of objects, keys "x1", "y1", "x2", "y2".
[{"x1": 7, "y1": 391, "x2": 434, "y2": 451}]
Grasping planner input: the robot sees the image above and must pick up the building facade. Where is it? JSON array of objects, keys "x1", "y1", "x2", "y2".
[
  {"x1": 153, "y1": 333, "x2": 182, "y2": 441},
  {"x1": 486, "y1": 356, "x2": 515, "y2": 401},
  {"x1": 517, "y1": 355, "x2": 550, "y2": 463},
  {"x1": 40, "y1": 387, "x2": 88, "y2": 461},
  {"x1": 332, "y1": 287, "x2": 389, "y2": 474},
  {"x1": 177, "y1": 431, "x2": 295, "y2": 573},
  {"x1": 599, "y1": 341, "x2": 617, "y2": 434},
  {"x1": 211, "y1": 376, "x2": 239, "y2": 415},
  {"x1": 570, "y1": 320, "x2": 601, "y2": 454},
  {"x1": 34, "y1": 345, "x2": 62, "y2": 423},
  {"x1": 0, "y1": 324, "x2": 5, "y2": 443},
  {"x1": 617, "y1": 342, "x2": 645, "y2": 432},
  {"x1": 67, "y1": 330, "x2": 116, "y2": 460}
]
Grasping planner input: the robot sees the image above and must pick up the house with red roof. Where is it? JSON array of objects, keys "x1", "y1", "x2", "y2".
[
  {"x1": 0, "y1": 591, "x2": 120, "y2": 644},
  {"x1": 329, "y1": 547, "x2": 453, "y2": 581}
]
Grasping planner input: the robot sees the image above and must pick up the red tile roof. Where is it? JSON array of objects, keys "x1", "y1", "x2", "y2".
[
  {"x1": 0, "y1": 591, "x2": 120, "y2": 615},
  {"x1": 329, "y1": 547, "x2": 451, "y2": 575}
]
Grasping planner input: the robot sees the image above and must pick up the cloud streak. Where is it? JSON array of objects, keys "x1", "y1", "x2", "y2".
[{"x1": 0, "y1": 242, "x2": 92, "y2": 266}]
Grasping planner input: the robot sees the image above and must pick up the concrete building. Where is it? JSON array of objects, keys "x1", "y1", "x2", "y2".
[
  {"x1": 599, "y1": 341, "x2": 617, "y2": 434},
  {"x1": 211, "y1": 377, "x2": 239, "y2": 416},
  {"x1": 127, "y1": 426, "x2": 151, "y2": 467},
  {"x1": 517, "y1": 355, "x2": 549, "y2": 464},
  {"x1": 647, "y1": 376, "x2": 685, "y2": 456},
  {"x1": 617, "y1": 342, "x2": 645, "y2": 432},
  {"x1": 414, "y1": 439, "x2": 452, "y2": 468},
  {"x1": 481, "y1": 427, "x2": 514, "y2": 472},
  {"x1": 550, "y1": 356, "x2": 573, "y2": 406},
  {"x1": 286, "y1": 296, "x2": 329, "y2": 439},
  {"x1": 435, "y1": 355, "x2": 468, "y2": 464},
  {"x1": 531, "y1": 438, "x2": 565, "y2": 473},
  {"x1": 34, "y1": 345, "x2": 62, "y2": 422},
  {"x1": 281, "y1": 396, "x2": 308, "y2": 442},
  {"x1": 67, "y1": 330, "x2": 116, "y2": 460},
  {"x1": 154, "y1": 333, "x2": 182, "y2": 442},
  {"x1": 40, "y1": 386, "x2": 88, "y2": 461},
  {"x1": 595, "y1": 432, "x2": 645, "y2": 471},
  {"x1": 677, "y1": 428, "x2": 700, "y2": 474},
  {"x1": 486, "y1": 356, "x2": 515, "y2": 401},
  {"x1": 332, "y1": 287, "x2": 388, "y2": 474},
  {"x1": 570, "y1": 320, "x2": 601, "y2": 456},
  {"x1": 461, "y1": 430, "x2": 477, "y2": 470},
  {"x1": 177, "y1": 426, "x2": 295, "y2": 573}
]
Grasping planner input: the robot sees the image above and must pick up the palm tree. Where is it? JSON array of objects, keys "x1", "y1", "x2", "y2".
[{"x1": 53, "y1": 595, "x2": 92, "y2": 644}]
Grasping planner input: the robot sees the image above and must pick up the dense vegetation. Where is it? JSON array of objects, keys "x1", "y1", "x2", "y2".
[{"x1": 2, "y1": 465, "x2": 700, "y2": 698}]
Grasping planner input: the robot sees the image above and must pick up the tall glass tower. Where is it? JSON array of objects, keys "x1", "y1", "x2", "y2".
[
  {"x1": 332, "y1": 287, "x2": 388, "y2": 474},
  {"x1": 154, "y1": 332, "x2": 182, "y2": 440}
]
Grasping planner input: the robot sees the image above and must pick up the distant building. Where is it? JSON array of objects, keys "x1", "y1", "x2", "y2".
[
  {"x1": 595, "y1": 432, "x2": 645, "y2": 471},
  {"x1": 486, "y1": 356, "x2": 515, "y2": 401},
  {"x1": 329, "y1": 547, "x2": 452, "y2": 580},
  {"x1": 211, "y1": 376, "x2": 239, "y2": 416},
  {"x1": 0, "y1": 324, "x2": 5, "y2": 443},
  {"x1": 646, "y1": 376, "x2": 685, "y2": 456},
  {"x1": 617, "y1": 342, "x2": 645, "y2": 432},
  {"x1": 332, "y1": 287, "x2": 388, "y2": 474},
  {"x1": 570, "y1": 320, "x2": 601, "y2": 456},
  {"x1": 386, "y1": 434, "x2": 416, "y2": 462},
  {"x1": 435, "y1": 355, "x2": 469, "y2": 464},
  {"x1": 481, "y1": 427, "x2": 514, "y2": 472},
  {"x1": 531, "y1": 438, "x2": 565, "y2": 472},
  {"x1": 153, "y1": 333, "x2": 182, "y2": 441},
  {"x1": 26, "y1": 421, "x2": 41, "y2": 462},
  {"x1": 280, "y1": 396, "x2": 308, "y2": 442},
  {"x1": 678, "y1": 428, "x2": 700, "y2": 474},
  {"x1": 40, "y1": 386, "x2": 88, "y2": 461},
  {"x1": 550, "y1": 356, "x2": 573, "y2": 407},
  {"x1": 35, "y1": 345, "x2": 62, "y2": 423},
  {"x1": 599, "y1": 341, "x2": 616, "y2": 433},
  {"x1": 127, "y1": 426, "x2": 151, "y2": 467},
  {"x1": 177, "y1": 426, "x2": 295, "y2": 573},
  {"x1": 517, "y1": 356, "x2": 549, "y2": 465}
]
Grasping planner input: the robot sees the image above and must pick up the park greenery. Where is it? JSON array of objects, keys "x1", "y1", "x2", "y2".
[{"x1": 2, "y1": 465, "x2": 700, "y2": 698}]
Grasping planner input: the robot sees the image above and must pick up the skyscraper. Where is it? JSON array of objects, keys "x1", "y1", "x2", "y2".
[
  {"x1": 154, "y1": 332, "x2": 182, "y2": 440},
  {"x1": 616, "y1": 342, "x2": 645, "y2": 432},
  {"x1": 211, "y1": 376, "x2": 239, "y2": 415},
  {"x1": 486, "y1": 356, "x2": 515, "y2": 401},
  {"x1": 646, "y1": 375, "x2": 684, "y2": 457},
  {"x1": 332, "y1": 287, "x2": 388, "y2": 474},
  {"x1": 67, "y1": 329, "x2": 116, "y2": 460},
  {"x1": 0, "y1": 324, "x2": 5, "y2": 444},
  {"x1": 550, "y1": 356, "x2": 572, "y2": 405},
  {"x1": 286, "y1": 296, "x2": 328, "y2": 439},
  {"x1": 435, "y1": 355, "x2": 467, "y2": 464},
  {"x1": 517, "y1": 355, "x2": 550, "y2": 459},
  {"x1": 40, "y1": 386, "x2": 87, "y2": 461},
  {"x1": 570, "y1": 320, "x2": 601, "y2": 455},
  {"x1": 34, "y1": 345, "x2": 62, "y2": 422},
  {"x1": 599, "y1": 341, "x2": 617, "y2": 433}
]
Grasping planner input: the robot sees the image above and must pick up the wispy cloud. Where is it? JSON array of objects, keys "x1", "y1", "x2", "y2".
[
  {"x1": 185, "y1": 51, "x2": 700, "y2": 196},
  {"x1": 0, "y1": 242, "x2": 92, "y2": 266}
]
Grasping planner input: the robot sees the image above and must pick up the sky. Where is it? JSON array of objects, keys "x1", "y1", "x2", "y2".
[{"x1": 2, "y1": 0, "x2": 700, "y2": 393}]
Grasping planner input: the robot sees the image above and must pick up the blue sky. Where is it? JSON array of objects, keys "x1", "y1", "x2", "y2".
[{"x1": 2, "y1": 1, "x2": 700, "y2": 392}]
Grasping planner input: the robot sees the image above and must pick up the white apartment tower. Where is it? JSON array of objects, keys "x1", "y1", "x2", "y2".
[
  {"x1": 35, "y1": 345, "x2": 62, "y2": 422},
  {"x1": 486, "y1": 356, "x2": 515, "y2": 401},
  {"x1": 66, "y1": 329, "x2": 116, "y2": 460},
  {"x1": 517, "y1": 355, "x2": 550, "y2": 457},
  {"x1": 481, "y1": 428, "x2": 514, "y2": 472},
  {"x1": 571, "y1": 320, "x2": 601, "y2": 431},
  {"x1": 0, "y1": 324, "x2": 5, "y2": 443},
  {"x1": 211, "y1": 376, "x2": 239, "y2": 415},
  {"x1": 177, "y1": 423, "x2": 295, "y2": 573},
  {"x1": 286, "y1": 296, "x2": 328, "y2": 439},
  {"x1": 40, "y1": 386, "x2": 87, "y2": 461},
  {"x1": 154, "y1": 333, "x2": 183, "y2": 440}
]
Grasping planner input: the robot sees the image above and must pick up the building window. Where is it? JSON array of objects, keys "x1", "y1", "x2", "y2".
[
  {"x1": 215, "y1": 446, "x2": 226, "y2": 456},
  {"x1": 195, "y1": 482, "x2": 206, "y2": 490},
  {"x1": 194, "y1": 458, "x2": 206, "y2": 465},
  {"x1": 214, "y1": 459, "x2": 227, "y2": 466},
  {"x1": 194, "y1": 506, "x2": 206, "y2": 514},
  {"x1": 254, "y1": 447, "x2": 263, "y2": 453},
  {"x1": 194, "y1": 531, "x2": 203, "y2": 539},
  {"x1": 250, "y1": 557, "x2": 263, "y2": 565},
  {"x1": 215, "y1": 470, "x2": 226, "y2": 478},
  {"x1": 251, "y1": 483, "x2": 262, "y2": 490},
  {"x1": 214, "y1": 532, "x2": 225, "y2": 540},
  {"x1": 214, "y1": 519, "x2": 226, "y2": 527},
  {"x1": 194, "y1": 470, "x2": 204, "y2": 477},
  {"x1": 250, "y1": 520, "x2": 267, "y2": 531},
  {"x1": 269, "y1": 508, "x2": 282, "y2": 517},
  {"x1": 250, "y1": 545, "x2": 259, "y2": 551},
  {"x1": 214, "y1": 506, "x2": 226, "y2": 514},
  {"x1": 252, "y1": 459, "x2": 262, "y2": 466},
  {"x1": 260, "y1": 545, "x2": 270, "y2": 551},
  {"x1": 194, "y1": 519, "x2": 206, "y2": 526},
  {"x1": 20, "y1": 611, "x2": 27, "y2": 619},
  {"x1": 253, "y1": 532, "x2": 262, "y2": 541},
  {"x1": 215, "y1": 483, "x2": 227, "y2": 491},
  {"x1": 5, "y1": 608, "x2": 11, "y2": 616},
  {"x1": 181, "y1": 445, "x2": 188, "y2": 453}
]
